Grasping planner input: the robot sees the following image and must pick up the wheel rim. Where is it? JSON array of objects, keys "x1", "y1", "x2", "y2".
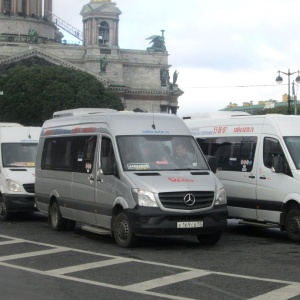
[
  {"x1": 0, "y1": 202, "x2": 6, "y2": 216},
  {"x1": 116, "y1": 219, "x2": 129, "y2": 242},
  {"x1": 51, "y1": 204, "x2": 58, "y2": 227},
  {"x1": 287, "y1": 216, "x2": 300, "y2": 235}
]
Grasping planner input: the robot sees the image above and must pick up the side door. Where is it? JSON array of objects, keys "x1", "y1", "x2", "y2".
[
  {"x1": 95, "y1": 135, "x2": 118, "y2": 229},
  {"x1": 71, "y1": 135, "x2": 98, "y2": 225},
  {"x1": 197, "y1": 136, "x2": 258, "y2": 220},
  {"x1": 256, "y1": 136, "x2": 291, "y2": 223}
]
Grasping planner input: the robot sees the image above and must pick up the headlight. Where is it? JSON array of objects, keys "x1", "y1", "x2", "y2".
[
  {"x1": 132, "y1": 189, "x2": 158, "y2": 207},
  {"x1": 6, "y1": 179, "x2": 24, "y2": 192},
  {"x1": 215, "y1": 187, "x2": 226, "y2": 205}
]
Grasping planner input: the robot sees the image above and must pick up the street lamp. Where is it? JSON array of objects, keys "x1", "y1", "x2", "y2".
[{"x1": 276, "y1": 69, "x2": 300, "y2": 115}]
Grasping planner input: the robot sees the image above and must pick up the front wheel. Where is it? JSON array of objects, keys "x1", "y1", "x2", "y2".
[
  {"x1": 197, "y1": 231, "x2": 222, "y2": 245},
  {"x1": 49, "y1": 201, "x2": 67, "y2": 231},
  {"x1": 0, "y1": 199, "x2": 12, "y2": 221},
  {"x1": 285, "y1": 208, "x2": 300, "y2": 242},
  {"x1": 113, "y1": 212, "x2": 137, "y2": 248}
]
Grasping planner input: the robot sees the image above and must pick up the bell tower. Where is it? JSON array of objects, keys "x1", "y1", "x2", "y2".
[{"x1": 80, "y1": 0, "x2": 121, "y2": 48}]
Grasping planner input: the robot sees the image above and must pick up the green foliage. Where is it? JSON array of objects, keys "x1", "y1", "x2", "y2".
[
  {"x1": 0, "y1": 65, "x2": 123, "y2": 126},
  {"x1": 252, "y1": 105, "x2": 300, "y2": 115}
]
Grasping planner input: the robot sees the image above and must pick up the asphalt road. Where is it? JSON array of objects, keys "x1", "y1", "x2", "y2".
[{"x1": 0, "y1": 212, "x2": 299, "y2": 300}]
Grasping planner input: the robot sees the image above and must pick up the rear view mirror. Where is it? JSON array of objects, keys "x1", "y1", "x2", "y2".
[
  {"x1": 272, "y1": 156, "x2": 283, "y2": 173},
  {"x1": 206, "y1": 156, "x2": 217, "y2": 173},
  {"x1": 101, "y1": 157, "x2": 114, "y2": 175}
]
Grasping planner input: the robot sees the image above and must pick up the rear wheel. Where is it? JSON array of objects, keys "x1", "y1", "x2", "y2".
[
  {"x1": 49, "y1": 201, "x2": 67, "y2": 231},
  {"x1": 285, "y1": 207, "x2": 300, "y2": 242},
  {"x1": 113, "y1": 212, "x2": 137, "y2": 248},
  {"x1": 197, "y1": 231, "x2": 222, "y2": 245}
]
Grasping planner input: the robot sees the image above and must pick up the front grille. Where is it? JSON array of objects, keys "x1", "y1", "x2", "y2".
[
  {"x1": 23, "y1": 184, "x2": 35, "y2": 193},
  {"x1": 159, "y1": 191, "x2": 214, "y2": 210}
]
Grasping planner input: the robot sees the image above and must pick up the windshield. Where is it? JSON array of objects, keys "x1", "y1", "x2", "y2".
[
  {"x1": 284, "y1": 137, "x2": 300, "y2": 169},
  {"x1": 1, "y1": 143, "x2": 38, "y2": 167},
  {"x1": 117, "y1": 135, "x2": 209, "y2": 171}
]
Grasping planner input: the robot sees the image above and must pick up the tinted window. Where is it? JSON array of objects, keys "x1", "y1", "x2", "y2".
[
  {"x1": 41, "y1": 136, "x2": 97, "y2": 173},
  {"x1": 197, "y1": 136, "x2": 257, "y2": 172}
]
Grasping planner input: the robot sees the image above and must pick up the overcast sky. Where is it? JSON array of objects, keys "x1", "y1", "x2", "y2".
[{"x1": 53, "y1": 0, "x2": 300, "y2": 116}]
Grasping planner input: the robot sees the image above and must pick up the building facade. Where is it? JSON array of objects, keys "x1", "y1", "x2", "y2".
[{"x1": 0, "y1": 0, "x2": 183, "y2": 113}]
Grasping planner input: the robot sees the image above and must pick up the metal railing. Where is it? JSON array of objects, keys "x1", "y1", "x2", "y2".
[{"x1": 47, "y1": 12, "x2": 82, "y2": 41}]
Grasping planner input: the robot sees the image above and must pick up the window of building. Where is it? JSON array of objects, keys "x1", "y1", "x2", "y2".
[
  {"x1": 4, "y1": 0, "x2": 12, "y2": 12},
  {"x1": 197, "y1": 136, "x2": 257, "y2": 172},
  {"x1": 98, "y1": 21, "x2": 110, "y2": 45}
]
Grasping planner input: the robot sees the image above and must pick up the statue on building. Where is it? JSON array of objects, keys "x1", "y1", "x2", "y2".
[
  {"x1": 160, "y1": 68, "x2": 169, "y2": 86},
  {"x1": 146, "y1": 30, "x2": 167, "y2": 52},
  {"x1": 173, "y1": 70, "x2": 179, "y2": 85},
  {"x1": 28, "y1": 29, "x2": 38, "y2": 43},
  {"x1": 100, "y1": 56, "x2": 108, "y2": 72}
]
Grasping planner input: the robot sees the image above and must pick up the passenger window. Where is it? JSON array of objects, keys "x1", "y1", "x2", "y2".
[
  {"x1": 41, "y1": 136, "x2": 97, "y2": 173},
  {"x1": 197, "y1": 136, "x2": 257, "y2": 172},
  {"x1": 76, "y1": 136, "x2": 97, "y2": 173}
]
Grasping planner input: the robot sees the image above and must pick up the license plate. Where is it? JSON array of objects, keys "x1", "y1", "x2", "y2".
[{"x1": 177, "y1": 221, "x2": 203, "y2": 228}]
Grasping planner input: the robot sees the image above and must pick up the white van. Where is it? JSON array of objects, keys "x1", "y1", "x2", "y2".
[
  {"x1": 184, "y1": 112, "x2": 300, "y2": 242},
  {"x1": 0, "y1": 124, "x2": 41, "y2": 220},
  {"x1": 34, "y1": 108, "x2": 227, "y2": 247}
]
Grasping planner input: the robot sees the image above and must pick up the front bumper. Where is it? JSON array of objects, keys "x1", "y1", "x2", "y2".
[
  {"x1": 127, "y1": 205, "x2": 228, "y2": 236},
  {"x1": 2, "y1": 194, "x2": 35, "y2": 213}
]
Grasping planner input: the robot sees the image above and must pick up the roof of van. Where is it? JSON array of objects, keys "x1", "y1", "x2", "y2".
[
  {"x1": 182, "y1": 111, "x2": 250, "y2": 120},
  {"x1": 0, "y1": 123, "x2": 22, "y2": 127},
  {"x1": 43, "y1": 109, "x2": 191, "y2": 136}
]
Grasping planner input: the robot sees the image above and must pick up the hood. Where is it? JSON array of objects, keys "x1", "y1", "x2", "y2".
[
  {"x1": 124, "y1": 170, "x2": 217, "y2": 194},
  {"x1": 2, "y1": 168, "x2": 35, "y2": 185}
]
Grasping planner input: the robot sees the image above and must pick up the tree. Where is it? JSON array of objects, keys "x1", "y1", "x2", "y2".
[
  {"x1": 253, "y1": 105, "x2": 300, "y2": 115},
  {"x1": 0, "y1": 64, "x2": 123, "y2": 126}
]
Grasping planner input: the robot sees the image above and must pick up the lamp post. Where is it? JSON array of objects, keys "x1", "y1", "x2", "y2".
[{"x1": 276, "y1": 69, "x2": 300, "y2": 115}]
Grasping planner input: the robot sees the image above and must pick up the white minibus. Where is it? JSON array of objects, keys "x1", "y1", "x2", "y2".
[
  {"x1": 35, "y1": 108, "x2": 227, "y2": 247},
  {"x1": 0, "y1": 124, "x2": 41, "y2": 220},
  {"x1": 184, "y1": 112, "x2": 300, "y2": 242}
]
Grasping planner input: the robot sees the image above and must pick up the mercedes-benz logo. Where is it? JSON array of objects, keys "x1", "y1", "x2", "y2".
[{"x1": 184, "y1": 193, "x2": 196, "y2": 206}]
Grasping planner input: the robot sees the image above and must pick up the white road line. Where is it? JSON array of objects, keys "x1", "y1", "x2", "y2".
[
  {"x1": 125, "y1": 269, "x2": 211, "y2": 292},
  {"x1": 1, "y1": 234, "x2": 300, "y2": 300},
  {"x1": 46, "y1": 257, "x2": 132, "y2": 275},
  {"x1": 0, "y1": 247, "x2": 68, "y2": 262},
  {"x1": 248, "y1": 284, "x2": 300, "y2": 300},
  {"x1": 0, "y1": 240, "x2": 24, "y2": 246}
]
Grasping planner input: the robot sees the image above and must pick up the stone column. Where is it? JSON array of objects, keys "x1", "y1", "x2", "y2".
[
  {"x1": 94, "y1": 18, "x2": 98, "y2": 45},
  {"x1": 48, "y1": 0, "x2": 52, "y2": 13},
  {"x1": 44, "y1": 0, "x2": 48, "y2": 17},
  {"x1": 0, "y1": 0, "x2": 3, "y2": 12},
  {"x1": 12, "y1": 0, "x2": 17, "y2": 14},
  {"x1": 26, "y1": 0, "x2": 31, "y2": 16},
  {"x1": 38, "y1": 0, "x2": 42, "y2": 18}
]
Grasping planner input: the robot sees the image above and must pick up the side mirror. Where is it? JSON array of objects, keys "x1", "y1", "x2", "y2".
[
  {"x1": 272, "y1": 156, "x2": 283, "y2": 173},
  {"x1": 101, "y1": 157, "x2": 114, "y2": 175},
  {"x1": 207, "y1": 156, "x2": 217, "y2": 173}
]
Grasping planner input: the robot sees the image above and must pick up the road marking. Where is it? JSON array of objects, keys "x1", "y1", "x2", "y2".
[
  {"x1": 0, "y1": 239, "x2": 24, "y2": 246},
  {"x1": 0, "y1": 248, "x2": 68, "y2": 262},
  {"x1": 125, "y1": 269, "x2": 210, "y2": 291},
  {"x1": 248, "y1": 284, "x2": 300, "y2": 300},
  {"x1": 0, "y1": 234, "x2": 299, "y2": 300},
  {"x1": 46, "y1": 257, "x2": 132, "y2": 275}
]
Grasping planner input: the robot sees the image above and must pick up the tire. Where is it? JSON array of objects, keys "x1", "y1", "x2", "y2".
[
  {"x1": 49, "y1": 201, "x2": 67, "y2": 231},
  {"x1": 113, "y1": 212, "x2": 137, "y2": 248},
  {"x1": 0, "y1": 199, "x2": 12, "y2": 221},
  {"x1": 66, "y1": 220, "x2": 76, "y2": 231},
  {"x1": 197, "y1": 231, "x2": 222, "y2": 245},
  {"x1": 285, "y1": 208, "x2": 300, "y2": 242}
]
